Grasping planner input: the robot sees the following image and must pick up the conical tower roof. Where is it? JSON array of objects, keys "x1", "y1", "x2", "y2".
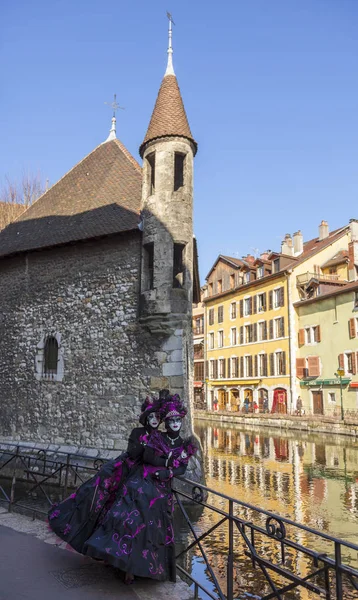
[{"x1": 139, "y1": 19, "x2": 197, "y2": 157}]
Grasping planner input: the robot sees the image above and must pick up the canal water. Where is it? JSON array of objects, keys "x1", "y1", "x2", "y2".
[{"x1": 174, "y1": 419, "x2": 358, "y2": 600}]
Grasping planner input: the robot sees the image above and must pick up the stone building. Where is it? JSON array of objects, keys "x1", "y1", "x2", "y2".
[{"x1": 0, "y1": 26, "x2": 200, "y2": 452}]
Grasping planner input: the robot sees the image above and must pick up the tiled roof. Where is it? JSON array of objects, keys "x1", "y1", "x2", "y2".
[
  {"x1": 0, "y1": 139, "x2": 142, "y2": 258},
  {"x1": 321, "y1": 250, "x2": 349, "y2": 269},
  {"x1": 0, "y1": 202, "x2": 27, "y2": 231},
  {"x1": 140, "y1": 74, "x2": 197, "y2": 156}
]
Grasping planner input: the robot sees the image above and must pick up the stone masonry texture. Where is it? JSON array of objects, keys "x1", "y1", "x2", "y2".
[{"x1": 0, "y1": 232, "x2": 175, "y2": 450}]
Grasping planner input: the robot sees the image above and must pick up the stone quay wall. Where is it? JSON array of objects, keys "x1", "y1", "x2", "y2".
[
  {"x1": 0, "y1": 233, "x2": 188, "y2": 451},
  {"x1": 195, "y1": 410, "x2": 358, "y2": 438}
]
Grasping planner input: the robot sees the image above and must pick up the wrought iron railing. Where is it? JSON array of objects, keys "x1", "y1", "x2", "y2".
[{"x1": 0, "y1": 443, "x2": 357, "y2": 599}]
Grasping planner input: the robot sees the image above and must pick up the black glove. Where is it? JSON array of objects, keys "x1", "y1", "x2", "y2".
[{"x1": 155, "y1": 469, "x2": 170, "y2": 481}]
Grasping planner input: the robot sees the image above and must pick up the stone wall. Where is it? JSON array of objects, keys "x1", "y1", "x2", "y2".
[{"x1": 0, "y1": 232, "x2": 188, "y2": 450}]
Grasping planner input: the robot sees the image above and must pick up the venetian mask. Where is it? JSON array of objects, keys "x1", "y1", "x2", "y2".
[
  {"x1": 167, "y1": 416, "x2": 182, "y2": 433},
  {"x1": 147, "y1": 412, "x2": 160, "y2": 429}
]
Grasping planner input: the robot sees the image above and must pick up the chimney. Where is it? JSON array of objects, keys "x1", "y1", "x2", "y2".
[
  {"x1": 293, "y1": 230, "x2": 303, "y2": 255},
  {"x1": 319, "y1": 220, "x2": 329, "y2": 241},
  {"x1": 281, "y1": 234, "x2": 294, "y2": 256},
  {"x1": 260, "y1": 252, "x2": 269, "y2": 261},
  {"x1": 349, "y1": 219, "x2": 358, "y2": 280}
]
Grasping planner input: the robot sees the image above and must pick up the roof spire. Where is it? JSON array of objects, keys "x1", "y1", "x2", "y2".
[
  {"x1": 104, "y1": 94, "x2": 124, "y2": 143},
  {"x1": 165, "y1": 12, "x2": 175, "y2": 76}
]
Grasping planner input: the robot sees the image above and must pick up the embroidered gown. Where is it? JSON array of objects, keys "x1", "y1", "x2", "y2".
[
  {"x1": 83, "y1": 431, "x2": 195, "y2": 581},
  {"x1": 48, "y1": 427, "x2": 150, "y2": 554}
]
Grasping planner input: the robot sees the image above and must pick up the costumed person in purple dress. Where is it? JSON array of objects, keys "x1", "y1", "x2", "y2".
[
  {"x1": 47, "y1": 395, "x2": 162, "y2": 564},
  {"x1": 83, "y1": 394, "x2": 197, "y2": 584}
]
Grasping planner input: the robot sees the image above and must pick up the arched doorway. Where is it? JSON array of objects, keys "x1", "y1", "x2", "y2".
[
  {"x1": 272, "y1": 388, "x2": 287, "y2": 414},
  {"x1": 243, "y1": 388, "x2": 253, "y2": 413},
  {"x1": 217, "y1": 388, "x2": 227, "y2": 411},
  {"x1": 258, "y1": 388, "x2": 269, "y2": 413},
  {"x1": 230, "y1": 388, "x2": 240, "y2": 411}
]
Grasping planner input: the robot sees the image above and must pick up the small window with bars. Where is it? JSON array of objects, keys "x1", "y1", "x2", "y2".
[{"x1": 44, "y1": 335, "x2": 59, "y2": 377}]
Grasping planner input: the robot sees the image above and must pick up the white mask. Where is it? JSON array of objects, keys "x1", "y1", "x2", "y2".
[
  {"x1": 167, "y1": 416, "x2": 182, "y2": 433},
  {"x1": 147, "y1": 412, "x2": 160, "y2": 429}
]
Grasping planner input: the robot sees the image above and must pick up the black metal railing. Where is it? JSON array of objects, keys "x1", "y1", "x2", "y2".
[{"x1": 1, "y1": 443, "x2": 357, "y2": 599}]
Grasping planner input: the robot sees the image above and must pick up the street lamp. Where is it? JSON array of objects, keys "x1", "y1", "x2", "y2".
[{"x1": 335, "y1": 369, "x2": 345, "y2": 421}]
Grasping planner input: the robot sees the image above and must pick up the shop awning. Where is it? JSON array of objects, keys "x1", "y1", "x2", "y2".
[{"x1": 210, "y1": 380, "x2": 261, "y2": 386}]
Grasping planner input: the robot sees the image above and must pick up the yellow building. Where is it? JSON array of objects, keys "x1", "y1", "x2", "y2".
[
  {"x1": 295, "y1": 281, "x2": 358, "y2": 416},
  {"x1": 205, "y1": 255, "x2": 291, "y2": 413},
  {"x1": 203, "y1": 219, "x2": 358, "y2": 414}
]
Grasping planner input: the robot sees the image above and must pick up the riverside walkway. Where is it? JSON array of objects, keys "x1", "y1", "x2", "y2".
[{"x1": 0, "y1": 508, "x2": 193, "y2": 600}]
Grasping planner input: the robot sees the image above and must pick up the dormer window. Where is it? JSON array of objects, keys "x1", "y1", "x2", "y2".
[
  {"x1": 257, "y1": 265, "x2": 264, "y2": 279},
  {"x1": 243, "y1": 271, "x2": 250, "y2": 284},
  {"x1": 273, "y1": 258, "x2": 280, "y2": 273},
  {"x1": 174, "y1": 152, "x2": 185, "y2": 191},
  {"x1": 146, "y1": 152, "x2": 155, "y2": 195}
]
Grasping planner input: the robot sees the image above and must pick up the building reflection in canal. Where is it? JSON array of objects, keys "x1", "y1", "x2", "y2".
[{"x1": 175, "y1": 420, "x2": 358, "y2": 599}]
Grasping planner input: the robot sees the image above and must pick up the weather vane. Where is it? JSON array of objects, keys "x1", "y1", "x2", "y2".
[
  {"x1": 166, "y1": 11, "x2": 175, "y2": 26},
  {"x1": 105, "y1": 93, "x2": 124, "y2": 117}
]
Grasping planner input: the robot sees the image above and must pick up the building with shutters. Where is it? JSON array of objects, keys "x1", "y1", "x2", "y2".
[
  {"x1": 203, "y1": 219, "x2": 358, "y2": 416},
  {"x1": 295, "y1": 281, "x2": 358, "y2": 416},
  {"x1": 193, "y1": 287, "x2": 206, "y2": 409}
]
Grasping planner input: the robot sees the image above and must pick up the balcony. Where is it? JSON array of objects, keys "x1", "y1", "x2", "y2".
[
  {"x1": 194, "y1": 326, "x2": 204, "y2": 336},
  {"x1": 194, "y1": 348, "x2": 204, "y2": 360},
  {"x1": 296, "y1": 272, "x2": 341, "y2": 285}
]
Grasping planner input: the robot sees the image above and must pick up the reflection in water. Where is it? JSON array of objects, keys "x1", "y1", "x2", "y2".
[{"x1": 175, "y1": 420, "x2": 358, "y2": 599}]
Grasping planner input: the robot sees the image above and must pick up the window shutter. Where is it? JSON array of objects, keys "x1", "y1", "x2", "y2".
[
  {"x1": 227, "y1": 358, "x2": 231, "y2": 378},
  {"x1": 263, "y1": 292, "x2": 267, "y2": 311},
  {"x1": 249, "y1": 297, "x2": 253, "y2": 315},
  {"x1": 254, "y1": 355, "x2": 258, "y2": 377},
  {"x1": 253, "y1": 296, "x2": 257, "y2": 314},
  {"x1": 307, "y1": 356, "x2": 320, "y2": 377},
  {"x1": 269, "y1": 353, "x2": 275, "y2": 376},
  {"x1": 349, "y1": 318, "x2": 356, "y2": 339},
  {"x1": 263, "y1": 354, "x2": 268, "y2": 376},
  {"x1": 240, "y1": 326, "x2": 244, "y2": 344},
  {"x1": 282, "y1": 351, "x2": 287, "y2": 375},
  {"x1": 263, "y1": 321, "x2": 268, "y2": 340},
  {"x1": 214, "y1": 359, "x2": 218, "y2": 379},
  {"x1": 205, "y1": 360, "x2": 209, "y2": 378},
  {"x1": 280, "y1": 287, "x2": 285, "y2": 307},
  {"x1": 240, "y1": 299, "x2": 244, "y2": 318},
  {"x1": 298, "y1": 329, "x2": 305, "y2": 346},
  {"x1": 269, "y1": 320, "x2": 274, "y2": 340},
  {"x1": 316, "y1": 325, "x2": 321, "y2": 343},
  {"x1": 352, "y1": 353, "x2": 357, "y2": 375},
  {"x1": 240, "y1": 356, "x2": 244, "y2": 378},
  {"x1": 253, "y1": 323, "x2": 258, "y2": 342},
  {"x1": 222, "y1": 359, "x2": 226, "y2": 379},
  {"x1": 338, "y1": 353, "x2": 345, "y2": 369},
  {"x1": 268, "y1": 291, "x2": 273, "y2": 310},
  {"x1": 279, "y1": 317, "x2": 284, "y2": 338},
  {"x1": 249, "y1": 324, "x2": 253, "y2": 342},
  {"x1": 296, "y1": 358, "x2": 305, "y2": 378},
  {"x1": 248, "y1": 356, "x2": 253, "y2": 377}
]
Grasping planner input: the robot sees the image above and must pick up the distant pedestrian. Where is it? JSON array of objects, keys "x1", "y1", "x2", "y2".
[
  {"x1": 296, "y1": 396, "x2": 303, "y2": 416},
  {"x1": 244, "y1": 396, "x2": 250, "y2": 414},
  {"x1": 253, "y1": 401, "x2": 259, "y2": 414}
]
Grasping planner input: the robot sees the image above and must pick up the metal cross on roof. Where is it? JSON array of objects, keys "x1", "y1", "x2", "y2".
[
  {"x1": 105, "y1": 94, "x2": 124, "y2": 118},
  {"x1": 166, "y1": 11, "x2": 175, "y2": 26}
]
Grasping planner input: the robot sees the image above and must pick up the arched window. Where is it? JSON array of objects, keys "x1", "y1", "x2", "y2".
[{"x1": 44, "y1": 335, "x2": 59, "y2": 377}]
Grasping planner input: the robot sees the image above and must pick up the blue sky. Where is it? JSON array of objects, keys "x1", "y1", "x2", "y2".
[{"x1": 1, "y1": 1, "x2": 357, "y2": 278}]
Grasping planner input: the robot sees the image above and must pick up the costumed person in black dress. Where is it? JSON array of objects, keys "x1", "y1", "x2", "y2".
[
  {"x1": 47, "y1": 395, "x2": 162, "y2": 568},
  {"x1": 83, "y1": 394, "x2": 197, "y2": 583}
]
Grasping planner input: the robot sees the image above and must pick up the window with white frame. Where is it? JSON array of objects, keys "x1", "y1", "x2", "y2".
[
  {"x1": 218, "y1": 330, "x2": 224, "y2": 348},
  {"x1": 274, "y1": 317, "x2": 284, "y2": 339},
  {"x1": 274, "y1": 287, "x2": 284, "y2": 308},
  {"x1": 243, "y1": 271, "x2": 250, "y2": 284},
  {"x1": 258, "y1": 321, "x2": 267, "y2": 341},
  {"x1": 275, "y1": 351, "x2": 286, "y2": 376},
  {"x1": 245, "y1": 355, "x2": 253, "y2": 377},
  {"x1": 230, "y1": 302, "x2": 237, "y2": 319},
  {"x1": 209, "y1": 360, "x2": 215, "y2": 378},
  {"x1": 245, "y1": 324, "x2": 252, "y2": 344},
  {"x1": 305, "y1": 325, "x2": 320, "y2": 344},
  {"x1": 231, "y1": 327, "x2": 237, "y2": 345},
  {"x1": 244, "y1": 297, "x2": 251, "y2": 316},
  {"x1": 209, "y1": 332, "x2": 214, "y2": 350},
  {"x1": 257, "y1": 293, "x2": 265, "y2": 312},
  {"x1": 231, "y1": 357, "x2": 238, "y2": 378},
  {"x1": 257, "y1": 265, "x2": 264, "y2": 279},
  {"x1": 346, "y1": 352, "x2": 355, "y2": 374},
  {"x1": 259, "y1": 353, "x2": 267, "y2": 377},
  {"x1": 328, "y1": 392, "x2": 336, "y2": 403},
  {"x1": 305, "y1": 327, "x2": 312, "y2": 344},
  {"x1": 219, "y1": 358, "x2": 225, "y2": 378}
]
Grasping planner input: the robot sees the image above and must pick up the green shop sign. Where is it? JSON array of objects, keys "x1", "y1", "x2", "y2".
[{"x1": 300, "y1": 378, "x2": 351, "y2": 387}]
